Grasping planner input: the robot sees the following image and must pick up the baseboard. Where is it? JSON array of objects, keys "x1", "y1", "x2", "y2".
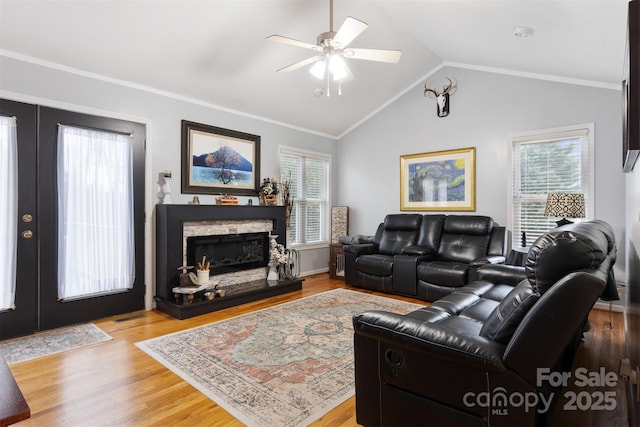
[
  {"x1": 300, "y1": 268, "x2": 329, "y2": 277},
  {"x1": 593, "y1": 282, "x2": 627, "y2": 313},
  {"x1": 593, "y1": 301, "x2": 624, "y2": 313}
]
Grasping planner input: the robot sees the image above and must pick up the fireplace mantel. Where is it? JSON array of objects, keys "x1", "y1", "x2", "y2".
[{"x1": 155, "y1": 204, "x2": 299, "y2": 318}]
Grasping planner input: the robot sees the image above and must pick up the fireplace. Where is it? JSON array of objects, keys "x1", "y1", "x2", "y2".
[
  {"x1": 155, "y1": 204, "x2": 301, "y2": 319},
  {"x1": 186, "y1": 232, "x2": 270, "y2": 275}
]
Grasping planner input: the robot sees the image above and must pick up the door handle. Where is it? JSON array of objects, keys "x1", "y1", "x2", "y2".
[{"x1": 22, "y1": 230, "x2": 33, "y2": 239}]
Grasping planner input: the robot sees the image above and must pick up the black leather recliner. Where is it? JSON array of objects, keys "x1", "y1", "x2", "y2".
[
  {"x1": 344, "y1": 214, "x2": 507, "y2": 301},
  {"x1": 352, "y1": 219, "x2": 617, "y2": 427},
  {"x1": 344, "y1": 214, "x2": 422, "y2": 293}
]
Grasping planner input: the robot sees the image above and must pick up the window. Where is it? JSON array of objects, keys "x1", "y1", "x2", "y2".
[
  {"x1": 279, "y1": 146, "x2": 331, "y2": 246},
  {"x1": 0, "y1": 116, "x2": 17, "y2": 310},
  {"x1": 57, "y1": 125, "x2": 135, "y2": 299},
  {"x1": 509, "y1": 124, "x2": 594, "y2": 248}
]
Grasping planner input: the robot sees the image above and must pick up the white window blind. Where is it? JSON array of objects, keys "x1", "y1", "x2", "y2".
[
  {"x1": 0, "y1": 116, "x2": 18, "y2": 311},
  {"x1": 279, "y1": 147, "x2": 330, "y2": 246},
  {"x1": 57, "y1": 125, "x2": 135, "y2": 299},
  {"x1": 510, "y1": 125, "x2": 593, "y2": 248}
]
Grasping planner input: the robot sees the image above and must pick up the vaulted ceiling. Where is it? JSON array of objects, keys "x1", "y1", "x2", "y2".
[{"x1": 0, "y1": 0, "x2": 629, "y2": 138}]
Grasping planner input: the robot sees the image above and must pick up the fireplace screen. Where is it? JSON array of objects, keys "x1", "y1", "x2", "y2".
[{"x1": 186, "y1": 232, "x2": 270, "y2": 275}]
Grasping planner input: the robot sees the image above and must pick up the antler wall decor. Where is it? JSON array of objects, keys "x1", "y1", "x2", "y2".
[{"x1": 424, "y1": 77, "x2": 454, "y2": 117}]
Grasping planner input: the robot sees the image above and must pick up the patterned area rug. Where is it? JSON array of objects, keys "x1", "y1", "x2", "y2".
[
  {"x1": 136, "y1": 288, "x2": 422, "y2": 427},
  {"x1": 0, "y1": 323, "x2": 112, "y2": 365}
]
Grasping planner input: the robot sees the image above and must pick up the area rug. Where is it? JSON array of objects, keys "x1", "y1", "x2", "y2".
[
  {"x1": 0, "y1": 323, "x2": 112, "y2": 365},
  {"x1": 136, "y1": 288, "x2": 422, "y2": 427}
]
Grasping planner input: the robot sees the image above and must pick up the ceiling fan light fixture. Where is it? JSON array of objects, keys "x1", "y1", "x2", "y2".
[
  {"x1": 269, "y1": 0, "x2": 401, "y2": 94},
  {"x1": 329, "y1": 54, "x2": 348, "y2": 80},
  {"x1": 309, "y1": 59, "x2": 327, "y2": 80}
]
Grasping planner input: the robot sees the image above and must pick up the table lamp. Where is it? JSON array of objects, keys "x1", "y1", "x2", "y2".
[{"x1": 544, "y1": 193, "x2": 585, "y2": 227}]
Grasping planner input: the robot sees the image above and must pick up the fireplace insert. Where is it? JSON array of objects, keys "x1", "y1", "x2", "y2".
[{"x1": 186, "y1": 232, "x2": 270, "y2": 275}]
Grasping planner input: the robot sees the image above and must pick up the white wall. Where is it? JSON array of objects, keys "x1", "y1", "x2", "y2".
[
  {"x1": 336, "y1": 66, "x2": 626, "y2": 279},
  {"x1": 0, "y1": 55, "x2": 336, "y2": 309},
  {"x1": 1, "y1": 56, "x2": 628, "y2": 297}
]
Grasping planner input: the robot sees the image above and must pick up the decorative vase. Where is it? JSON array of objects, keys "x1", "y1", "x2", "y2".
[
  {"x1": 267, "y1": 261, "x2": 279, "y2": 281},
  {"x1": 284, "y1": 249, "x2": 300, "y2": 279}
]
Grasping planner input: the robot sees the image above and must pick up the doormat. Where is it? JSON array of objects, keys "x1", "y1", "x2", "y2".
[
  {"x1": 0, "y1": 323, "x2": 112, "y2": 365},
  {"x1": 136, "y1": 288, "x2": 423, "y2": 427}
]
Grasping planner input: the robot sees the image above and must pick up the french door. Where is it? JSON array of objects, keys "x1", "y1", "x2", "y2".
[
  {"x1": 0, "y1": 100, "x2": 146, "y2": 339},
  {"x1": 0, "y1": 100, "x2": 37, "y2": 339}
]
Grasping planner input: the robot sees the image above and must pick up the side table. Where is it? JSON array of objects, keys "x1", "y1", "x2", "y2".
[{"x1": 507, "y1": 246, "x2": 530, "y2": 266}]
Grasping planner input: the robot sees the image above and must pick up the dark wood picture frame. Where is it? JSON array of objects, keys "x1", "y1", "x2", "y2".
[
  {"x1": 623, "y1": 0, "x2": 639, "y2": 172},
  {"x1": 181, "y1": 120, "x2": 260, "y2": 195}
]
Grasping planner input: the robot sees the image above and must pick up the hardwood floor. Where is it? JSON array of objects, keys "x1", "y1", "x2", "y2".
[{"x1": 6, "y1": 274, "x2": 627, "y2": 426}]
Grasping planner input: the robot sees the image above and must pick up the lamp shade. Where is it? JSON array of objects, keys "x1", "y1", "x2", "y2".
[
  {"x1": 310, "y1": 54, "x2": 350, "y2": 82},
  {"x1": 544, "y1": 193, "x2": 586, "y2": 219},
  {"x1": 309, "y1": 59, "x2": 327, "y2": 80}
]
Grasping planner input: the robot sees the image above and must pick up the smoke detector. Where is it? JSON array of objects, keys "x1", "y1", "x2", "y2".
[{"x1": 513, "y1": 26, "x2": 535, "y2": 38}]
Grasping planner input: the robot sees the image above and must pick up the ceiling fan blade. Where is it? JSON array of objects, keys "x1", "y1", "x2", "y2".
[
  {"x1": 267, "y1": 34, "x2": 320, "y2": 51},
  {"x1": 346, "y1": 48, "x2": 402, "y2": 63},
  {"x1": 332, "y1": 16, "x2": 368, "y2": 48},
  {"x1": 276, "y1": 55, "x2": 322, "y2": 73}
]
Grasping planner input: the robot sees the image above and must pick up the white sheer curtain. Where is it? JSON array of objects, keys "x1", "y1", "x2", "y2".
[
  {"x1": 57, "y1": 125, "x2": 135, "y2": 299},
  {"x1": 0, "y1": 116, "x2": 18, "y2": 310}
]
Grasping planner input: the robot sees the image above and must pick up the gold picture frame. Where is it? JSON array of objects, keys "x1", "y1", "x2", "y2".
[{"x1": 400, "y1": 147, "x2": 476, "y2": 211}]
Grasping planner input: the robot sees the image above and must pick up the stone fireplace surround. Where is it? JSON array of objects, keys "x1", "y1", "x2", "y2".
[{"x1": 155, "y1": 204, "x2": 300, "y2": 319}]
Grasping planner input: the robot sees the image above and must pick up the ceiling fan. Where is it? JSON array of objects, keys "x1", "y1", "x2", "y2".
[{"x1": 267, "y1": 0, "x2": 402, "y2": 95}]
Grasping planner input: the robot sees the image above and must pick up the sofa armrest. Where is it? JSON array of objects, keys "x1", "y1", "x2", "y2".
[
  {"x1": 344, "y1": 243, "x2": 379, "y2": 286},
  {"x1": 343, "y1": 243, "x2": 378, "y2": 257},
  {"x1": 353, "y1": 310, "x2": 506, "y2": 372},
  {"x1": 392, "y1": 248, "x2": 436, "y2": 296},
  {"x1": 489, "y1": 226, "x2": 508, "y2": 256},
  {"x1": 470, "y1": 255, "x2": 506, "y2": 267},
  {"x1": 476, "y1": 263, "x2": 527, "y2": 286},
  {"x1": 467, "y1": 255, "x2": 506, "y2": 282},
  {"x1": 402, "y1": 245, "x2": 437, "y2": 258},
  {"x1": 390, "y1": 255, "x2": 418, "y2": 296}
]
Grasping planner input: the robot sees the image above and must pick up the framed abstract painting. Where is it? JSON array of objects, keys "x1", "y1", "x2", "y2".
[{"x1": 400, "y1": 147, "x2": 475, "y2": 211}]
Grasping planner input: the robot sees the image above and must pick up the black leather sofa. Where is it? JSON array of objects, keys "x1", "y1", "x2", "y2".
[
  {"x1": 352, "y1": 219, "x2": 618, "y2": 427},
  {"x1": 344, "y1": 214, "x2": 508, "y2": 301}
]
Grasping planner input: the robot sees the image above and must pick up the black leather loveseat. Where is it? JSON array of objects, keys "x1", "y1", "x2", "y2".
[
  {"x1": 344, "y1": 214, "x2": 508, "y2": 301},
  {"x1": 352, "y1": 220, "x2": 618, "y2": 427}
]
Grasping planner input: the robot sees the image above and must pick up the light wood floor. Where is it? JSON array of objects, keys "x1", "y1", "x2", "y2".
[{"x1": 6, "y1": 274, "x2": 627, "y2": 426}]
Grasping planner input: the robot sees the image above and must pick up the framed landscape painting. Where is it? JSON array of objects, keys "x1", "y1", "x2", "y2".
[
  {"x1": 400, "y1": 147, "x2": 475, "y2": 211},
  {"x1": 181, "y1": 120, "x2": 260, "y2": 195}
]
